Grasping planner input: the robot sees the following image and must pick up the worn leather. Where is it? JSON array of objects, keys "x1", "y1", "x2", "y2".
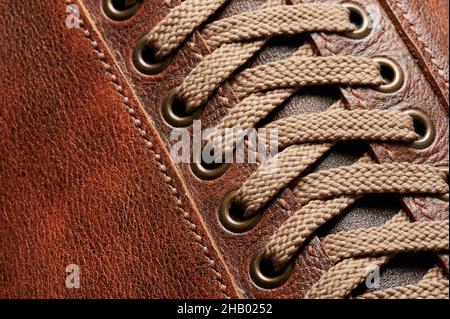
[
  {"x1": 1, "y1": 0, "x2": 448, "y2": 298},
  {"x1": 0, "y1": 0, "x2": 237, "y2": 298},
  {"x1": 76, "y1": 0, "x2": 449, "y2": 298},
  {"x1": 381, "y1": 0, "x2": 449, "y2": 107},
  {"x1": 303, "y1": 0, "x2": 449, "y2": 272}
]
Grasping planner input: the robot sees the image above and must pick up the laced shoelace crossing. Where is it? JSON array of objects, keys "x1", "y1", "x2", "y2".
[{"x1": 146, "y1": 0, "x2": 449, "y2": 298}]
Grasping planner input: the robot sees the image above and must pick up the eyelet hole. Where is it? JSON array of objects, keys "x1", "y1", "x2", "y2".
[
  {"x1": 133, "y1": 36, "x2": 171, "y2": 75},
  {"x1": 250, "y1": 249, "x2": 293, "y2": 289},
  {"x1": 343, "y1": 3, "x2": 372, "y2": 39},
  {"x1": 412, "y1": 117, "x2": 427, "y2": 140},
  {"x1": 380, "y1": 62, "x2": 395, "y2": 84},
  {"x1": 111, "y1": 0, "x2": 135, "y2": 11},
  {"x1": 404, "y1": 110, "x2": 435, "y2": 149},
  {"x1": 218, "y1": 190, "x2": 260, "y2": 233},
  {"x1": 162, "y1": 88, "x2": 199, "y2": 127},
  {"x1": 102, "y1": 0, "x2": 142, "y2": 21},
  {"x1": 191, "y1": 151, "x2": 229, "y2": 180},
  {"x1": 374, "y1": 57, "x2": 404, "y2": 93},
  {"x1": 349, "y1": 7, "x2": 363, "y2": 28}
]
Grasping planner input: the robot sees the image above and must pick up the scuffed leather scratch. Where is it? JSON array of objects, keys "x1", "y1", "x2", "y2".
[{"x1": 64, "y1": 0, "x2": 230, "y2": 298}]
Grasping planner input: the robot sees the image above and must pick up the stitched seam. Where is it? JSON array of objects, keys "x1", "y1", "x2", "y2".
[
  {"x1": 66, "y1": 0, "x2": 230, "y2": 298},
  {"x1": 392, "y1": 0, "x2": 449, "y2": 89},
  {"x1": 316, "y1": 24, "x2": 446, "y2": 254}
]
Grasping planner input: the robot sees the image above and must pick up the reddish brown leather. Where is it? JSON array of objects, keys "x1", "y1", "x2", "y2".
[
  {"x1": 1, "y1": 0, "x2": 448, "y2": 299},
  {"x1": 81, "y1": 0, "x2": 335, "y2": 298},
  {"x1": 381, "y1": 0, "x2": 449, "y2": 107},
  {"x1": 80, "y1": 0, "x2": 449, "y2": 298},
  {"x1": 384, "y1": 0, "x2": 450, "y2": 270},
  {"x1": 0, "y1": 0, "x2": 237, "y2": 298},
  {"x1": 302, "y1": 0, "x2": 449, "y2": 271}
]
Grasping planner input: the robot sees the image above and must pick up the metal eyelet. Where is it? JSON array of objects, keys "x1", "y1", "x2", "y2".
[
  {"x1": 343, "y1": 3, "x2": 372, "y2": 39},
  {"x1": 374, "y1": 57, "x2": 405, "y2": 93},
  {"x1": 133, "y1": 36, "x2": 171, "y2": 75},
  {"x1": 102, "y1": 0, "x2": 142, "y2": 21},
  {"x1": 218, "y1": 190, "x2": 260, "y2": 233},
  {"x1": 404, "y1": 109, "x2": 435, "y2": 149},
  {"x1": 250, "y1": 249, "x2": 293, "y2": 289},
  {"x1": 162, "y1": 88, "x2": 200, "y2": 127},
  {"x1": 191, "y1": 153, "x2": 229, "y2": 180}
]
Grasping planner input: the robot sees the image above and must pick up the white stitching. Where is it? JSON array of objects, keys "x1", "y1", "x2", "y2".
[{"x1": 64, "y1": 0, "x2": 230, "y2": 298}]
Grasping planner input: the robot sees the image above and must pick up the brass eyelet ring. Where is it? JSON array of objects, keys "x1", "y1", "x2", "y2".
[
  {"x1": 250, "y1": 249, "x2": 293, "y2": 289},
  {"x1": 102, "y1": 0, "x2": 142, "y2": 21},
  {"x1": 162, "y1": 88, "x2": 199, "y2": 127},
  {"x1": 404, "y1": 109, "x2": 435, "y2": 149},
  {"x1": 343, "y1": 3, "x2": 372, "y2": 39},
  {"x1": 374, "y1": 57, "x2": 404, "y2": 93},
  {"x1": 191, "y1": 149, "x2": 229, "y2": 180},
  {"x1": 133, "y1": 36, "x2": 171, "y2": 75},
  {"x1": 218, "y1": 190, "x2": 260, "y2": 233}
]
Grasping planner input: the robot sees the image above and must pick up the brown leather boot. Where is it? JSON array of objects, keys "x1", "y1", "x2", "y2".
[{"x1": 1, "y1": 0, "x2": 448, "y2": 299}]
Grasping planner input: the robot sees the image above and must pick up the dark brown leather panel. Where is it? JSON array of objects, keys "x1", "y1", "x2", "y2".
[
  {"x1": 2, "y1": 0, "x2": 447, "y2": 299},
  {"x1": 82, "y1": 0, "x2": 449, "y2": 298},
  {"x1": 302, "y1": 0, "x2": 449, "y2": 270},
  {"x1": 381, "y1": 0, "x2": 449, "y2": 107},
  {"x1": 0, "y1": 0, "x2": 237, "y2": 298},
  {"x1": 82, "y1": 0, "x2": 335, "y2": 298}
]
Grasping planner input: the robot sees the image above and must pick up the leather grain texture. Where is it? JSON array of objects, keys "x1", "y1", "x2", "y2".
[
  {"x1": 81, "y1": 0, "x2": 449, "y2": 298},
  {"x1": 1, "y1": 0, "x2": 448, "y2": 298},
  {"x1": 303, "y1": 0, "x2": 449, "y2": 271},
  {"x1": 0, "y1": 0, "x2": 237, "y2": 298},
  {"x1": 81, "y1": 0, "x2": 337, "y2": 298},
  {"x1": 381, "y1": 0, "x2": 449, "y2": 107}
]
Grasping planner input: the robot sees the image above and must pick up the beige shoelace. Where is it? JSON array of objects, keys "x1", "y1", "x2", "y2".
[{"x1": 146, "y1": 0, "x2": 449, "y2": 298}]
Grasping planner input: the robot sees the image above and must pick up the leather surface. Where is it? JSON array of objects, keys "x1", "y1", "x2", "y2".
[
  {"x1": 303, "y1": 0, "x2": 449, "y2": 271},
  {"x1": 381, "y1": 0, "x2": 449, "y2": 107},
  {"x1": 0, "y1": 0, "x2": 237, "y2": 298},
  {"x1": 1, "y1": 0, "x2": 448, "y2": 298},
  {"x1": 81, "y1": 0, "x2": 449, "y2": 298}
]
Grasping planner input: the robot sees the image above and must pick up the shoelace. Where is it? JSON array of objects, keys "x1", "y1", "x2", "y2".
[{"x1": 143, "y1": 0, "x2": 449, "y2": 298}]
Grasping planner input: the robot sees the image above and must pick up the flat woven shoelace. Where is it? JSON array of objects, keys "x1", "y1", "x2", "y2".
[{"x1": 146, "y1": 0, "x2": 449, "y2": 298}]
